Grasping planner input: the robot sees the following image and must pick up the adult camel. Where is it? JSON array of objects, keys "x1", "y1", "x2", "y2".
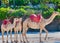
[
  {"x1": 1, "y1": 18, "x2": 14, "y2": 43},
  {"x1": 22, "y1": 11, "x2": 60, "y2": 43},
  {"x1": 13, "y1": 17, "x2": 22, "y2": 43}
]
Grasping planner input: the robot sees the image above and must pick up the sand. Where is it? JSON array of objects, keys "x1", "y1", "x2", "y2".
[{"x1": 0, "y1": 32, "x2": 60, "y2": 43}]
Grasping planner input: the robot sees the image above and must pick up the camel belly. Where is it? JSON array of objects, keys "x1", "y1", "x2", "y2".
[
  {"x1": 15, "y1": 27, "x2": 21, "y2": 30},
  {"x1": 28, "y1": 22, "x2": 40, "y2": 29},
  {"x1": 1, "y1": 24, "x2": 13, "y2": 31},
  {"x1": 14, "y1": 25, "x2": 22, "y2": 31}
]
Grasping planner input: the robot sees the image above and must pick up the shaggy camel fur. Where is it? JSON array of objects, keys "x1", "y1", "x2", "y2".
[
  {"x1": 1, "y1": 19, "x2": 14, "y2": 43},
  {"x1": 22, "y1": 12, "x2": 60, "y2": 43}
]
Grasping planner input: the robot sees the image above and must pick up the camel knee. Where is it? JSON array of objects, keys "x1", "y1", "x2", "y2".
[
  {"x1": 22, "y1": 33, "x2": 26, "y2": 36},
  {"x1": 46, "y1": 31, "x2": 48, "y2": 34}
]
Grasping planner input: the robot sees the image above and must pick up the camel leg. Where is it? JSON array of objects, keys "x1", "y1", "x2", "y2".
[
  {"x1": 6, "y1": 31, "x2": 9, "y2": 43},
  {"x1": 40, "y1": 29, "x2": 42, "y2": 42},
  {"x1": 2, "y1": 30, "x2": 4, "y2": 43},
  {"x1": 43, "y1": 28, "x2": 48, "y2": 40},
  {"x1": 16, "y1": 30, "x2": 18, "y2": 43},
  {"x1": 19, "y1": 29, "x2": 22, "y2": 43},
  {"x1": 22, "y1": 28, "x2": 29, "y2": 43},
  {"x1": 14, "y1": 30, "x2": 16, "y2": 42},
  {"x1": 14, "y1": 30, "x2": 18, "y2": 43},
  {"x1": 19, "y1": 30, "x2": 21, "y2": 43},
  {"x1": 10, "y1": 29, "x2": 13, "y2": 43}
]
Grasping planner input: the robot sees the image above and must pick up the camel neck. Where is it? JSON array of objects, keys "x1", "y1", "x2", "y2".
[{"x1": 46, "y1": 13, "x2": 57, "y2": 25}]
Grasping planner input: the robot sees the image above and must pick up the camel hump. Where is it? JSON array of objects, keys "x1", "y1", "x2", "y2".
[
  {"x1": 30, "y1": 14, "x2": 42, "y2": 23},
  {"x1": 3, "y1": 19, "x2": 11, "y2": 25}
]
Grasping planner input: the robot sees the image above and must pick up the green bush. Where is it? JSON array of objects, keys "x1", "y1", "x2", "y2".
[
  {"x1": 19, "y1": 6, "x2": 31, "y2": 9},
  {"x1": 10, "y1": 8, "x2": 27, "y2": 17},
  {"x1": 25, "y1": 9, "x2": 35, "y2": 17},
  {"x1": 0, "y1": 7, "x2": 60, "y2": 20},
  {"x1": 0, "y1": 7, "x2": 10, "y2": 20},
  {"x1": 0, "y1": 7, "x2": 27, "y2": 20},
  {"x1": 42, "y1": 8, "x2": 54, "y2": 18}
]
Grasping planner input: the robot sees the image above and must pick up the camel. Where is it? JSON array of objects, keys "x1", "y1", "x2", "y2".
[
  {"x1": 1, "y1": 18, "x2": 14, "y2": 43},
  {"x1": 13, "y1": 17, "x2": 22, "y2": 43},
  {"x1": 22, "y1": 11, "x2": 60, "y2": 43}
]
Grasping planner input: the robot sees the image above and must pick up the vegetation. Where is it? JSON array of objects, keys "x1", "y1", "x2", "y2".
[{"x1": 0, "y1": 0, "x2": 60, "y2": 20}]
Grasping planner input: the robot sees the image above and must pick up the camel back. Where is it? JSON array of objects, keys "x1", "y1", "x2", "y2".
[
  {"x1": 30, "y1": 14, "x2": 42, "y2": 23},
  {"x1": 3, "y1": 19, "x2": 11, "y2": 25}
]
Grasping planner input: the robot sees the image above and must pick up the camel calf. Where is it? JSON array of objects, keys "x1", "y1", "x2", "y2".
[
  {"x1": 13, "y1": 18, "x2": 22, "y2": 43},
  {"x1": 1, "y1": 19, "x2": 14, "y2": 43}
]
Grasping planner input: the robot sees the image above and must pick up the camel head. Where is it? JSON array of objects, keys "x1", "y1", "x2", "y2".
[
  {"x1": 53, "y1": 11, "x2": 60, "y2": 16},
  {"x1": 14, "y1": 18, "x2": 19, "y2": 21},
  {"x1": 15, "y1": 18, "x2": 22, "y2": 21},
  {"x1": 19, "y1": 18, "x2": 22, "y2": 22}
]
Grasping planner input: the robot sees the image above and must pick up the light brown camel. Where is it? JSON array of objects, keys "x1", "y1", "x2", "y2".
[
  {"x1": 22, "y1": 11, "x2": 60, "y2": 43},
  {"x1": 13, "y1": 17, "x2": 22, "y2": 43},
  {"x1": 1, "y1": 18, "x2": 14, "y2": 43}
]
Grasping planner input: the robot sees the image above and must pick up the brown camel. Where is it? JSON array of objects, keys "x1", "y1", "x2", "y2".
[
  {"x1": 1, "y1": 18, "x2": 14, "y2": 43},
  {"x1": 13, "y1": 17, "x2": 22, "y2": 43},
  {"x1": 22, "y1": 11, "x2": 60, "y2": 43}
]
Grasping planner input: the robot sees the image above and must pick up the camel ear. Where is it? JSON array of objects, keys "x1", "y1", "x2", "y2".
[{"x1": 20, "y1": 18, "x2": 22, "y2": 21}]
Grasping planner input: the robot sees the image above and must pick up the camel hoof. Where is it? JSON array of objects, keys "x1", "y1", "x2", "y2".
[
  {"x1": 20, "y1": 40, "x2": 22, "y2": 43},
  {"x1": 40, "y1": 41, "x2": 43, "y2": 43},
  {"x1": 45, "y1": 37, "x2": 48, "y2": 40},
  {"x1": 21, "y1": 41, "x2": 24, "y2": 43},
  {"x1": 45, "y1": 38, "x2": 46, "y2": 40},
  {"x1": 23, "y1": 41, "x2": 29, "y2": 43},
  {"x1": 14, "y1": 40, "x2": 18, "y2": 43},
  {"x1": 27, "y1": 41, "x2": 29, "y2": 43},
  {"x1": 15, "y1": 41, "x2": 17, "y2": 43},
  {"x1": 11, "y1": 41, "x2": 13, "y2": 43},
  {"x1": 6, "y1": 41, "x2": 9, "y2": 43},
  {"x1": 24, "y1": 41, "x2": 26, "y2": 43},
  {"x1": 14, "y1": 40, "x2": 15, "y2": 42},
  {"x1": 2, "y1": 41, "x2": 5, "y2": 43},
  {"x1": 45, "y1": 38, "x2": 48, "y2": 41}
]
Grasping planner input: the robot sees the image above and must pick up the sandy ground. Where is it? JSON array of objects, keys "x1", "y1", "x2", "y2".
[{"x1": 0, "y1": 32, "x2": 60, "y2": 43}]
